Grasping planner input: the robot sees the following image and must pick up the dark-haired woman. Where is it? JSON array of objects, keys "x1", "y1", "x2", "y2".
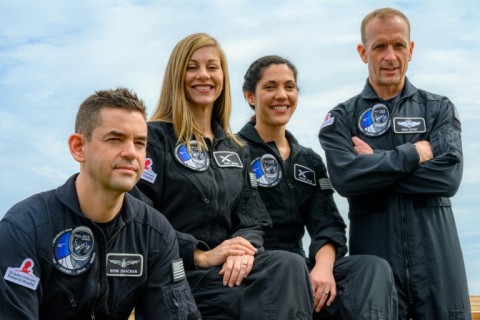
[{"x1": 238, "y1": 55, "x2": 398, "y2": 319}]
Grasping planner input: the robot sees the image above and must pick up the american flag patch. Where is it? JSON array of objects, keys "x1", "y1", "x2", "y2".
[
  {"x1": 319, "y1": 178, "x2": 333, "y2": 191},
  {"x1": 171, "y1": 259, "x2": 186, "y2": 282},
  {"x1": 249, "y1": 172, "x2": 258, "y2": 188}
]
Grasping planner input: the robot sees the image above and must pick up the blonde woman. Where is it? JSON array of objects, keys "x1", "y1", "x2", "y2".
[{"x1": 135, "y1": 33, "x2": 313, "y2": 320}]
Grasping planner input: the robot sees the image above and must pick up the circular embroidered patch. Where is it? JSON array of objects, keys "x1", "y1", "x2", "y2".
[
  {"x1": 252, "y1": 154, "x2": 282, "y2": 187},
  {"x1": 358, "y1": 103, "x2": 391, "y2": 136},
  {"x1": 174, "y1": 141, "x2": 210, "y2": 172},
  {"x1": 52, "y1": 226, "x2": 96, "y2": 275}
]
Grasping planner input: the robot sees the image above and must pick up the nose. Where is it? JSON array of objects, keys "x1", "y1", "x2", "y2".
[
  {"x1": 196, "y1": 66, "x2": 209, "y2": 80},
  {"x1": 275, "y1": 88, "x2": 287, "y2": 100},
  {"x1": 384, "y1": 45, "x2": 396, "y2": 61},
  {"x1": 121, "y1": 141, "x2": 137, "y2": 159}
]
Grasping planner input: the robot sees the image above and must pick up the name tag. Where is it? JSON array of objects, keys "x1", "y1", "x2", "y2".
[{"x1": 393, "y1": 117, "x2": 426, "y2": 134}]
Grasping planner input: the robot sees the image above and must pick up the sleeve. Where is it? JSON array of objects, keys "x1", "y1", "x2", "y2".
[
  {"x1": 303, "y1": 150, "x2": 348, "y2": 262},
  {"x1": 230, "y1": 147, "x2": 272, "y2": 249},
  {"x1": 391, "y1": 99, "x2": 463, "y2": 196},
  {"x1": 0, "y1": 214, "x2": 41, "y2": 319},
  {"x1": 318, "y1": 107, "x2": 419, "y2": 197},
  {"x1": 135, "y1": 212, "x2": 201, "y2": 320}
]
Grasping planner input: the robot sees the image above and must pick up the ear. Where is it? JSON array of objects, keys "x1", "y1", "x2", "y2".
[
  {"x1": 408, "y1": 41, "x2": 415, "y2": 61},
  {"x1": 68, "y1": 133, "x2": 86, "y2": 163},
  {"x1": 244, "y1": 91, "x2": 256, "y2": 107},
  {"x1": 357, "y1": 44, "x2": 368, "y2": 64}
]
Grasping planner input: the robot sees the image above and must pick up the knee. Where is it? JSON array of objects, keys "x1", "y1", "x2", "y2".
[
  {"x1": 264, "y1": 250, "x2": 308, "y2": 274},
  {"x1": 349, "y1": 255, "x2": 393, "y2": 280},
  {"x1": 360, "y1": 255, "x2": 394, "y2": 285}
]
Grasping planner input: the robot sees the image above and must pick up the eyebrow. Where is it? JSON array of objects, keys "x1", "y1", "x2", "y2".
[
  {"x1": 188, "y1": 59, "x2": 220, "y2": 63},
  {"x1": 104, "y1": 130, "x2": 147, "y2": 141}
]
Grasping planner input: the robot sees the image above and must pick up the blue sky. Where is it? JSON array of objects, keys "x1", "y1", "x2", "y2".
[{"x1": 1, "y1": 0, "x2": 479, "y2": 293}]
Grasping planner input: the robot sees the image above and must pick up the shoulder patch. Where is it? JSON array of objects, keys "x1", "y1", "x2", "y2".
[
  {"x1": 294, "y1": 164, "x2": 316, "y2": 186},
  {"x1": 213, "y1": 151, "x2": 243, "y2": 168},
  {"x1": 141, "y1": 158, "x2": 157, "y2": 183},
  {"x1": 249, "y1": 172, "x2": 258, "y2": 189},
  {"x1": 171, "y1": 258, "x2": 186, "y2": 282},
  {"x1": 318, "y1": 178, "x2": 333, "y2": 191},
  {"x1": 4, "y1": 258, "x2": 40, "y2": 290},
  {"x1": 320, "y1": 112, "x2": 335, "y2": 130}
]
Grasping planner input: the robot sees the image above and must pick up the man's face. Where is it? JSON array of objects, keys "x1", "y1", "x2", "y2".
[
  {"x1": 83, "y1": 108, "x2": 147, "y2": 194},
  {"x1": 357, "y1": 16, "x2": 414, "y2": 97}
]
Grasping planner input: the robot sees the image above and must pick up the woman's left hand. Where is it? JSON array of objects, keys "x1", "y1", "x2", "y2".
[{"x1": 218, "y1": 254, "x2": 254, "y2": 287}]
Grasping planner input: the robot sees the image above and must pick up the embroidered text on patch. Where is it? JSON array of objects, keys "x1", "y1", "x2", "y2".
[
  {"x1": 4, "y1": 258, "x2": 40, "y2": 290},
  {"x1": 294, "y1": 164, "x2": 316, "y2": 186},
  {"x1": 358, "y1": 104, "x2": 391, "y2": 137},
  {"x1": 252, "y1": 154, "x2": 282, "y2": 188},
  {"x1": 393, "y1": 117, "x2": 426, "y2": 134},
  {"x1": 52, "y1": 226, "x2": 96, "y2": 275},
  {"x1": 321, "y1": 112, "x2": 335, "y2": 129},
  {"x1": 213, "y1": 151, "x2": 243, "y2": 168},
  {"x1": 141, "y1": 158, "x2": 158, "y2": 183},
  {"x1": 107, "y1": 253, "x2": 143, "y2": 277},
  {"x1": 174, "y1": 141, "x2": 210, "y2": 172}
]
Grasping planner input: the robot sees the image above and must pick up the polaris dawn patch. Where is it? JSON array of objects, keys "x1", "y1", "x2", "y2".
[
  {"x1": 174, "y1": 141, "x2": 210, "y2": 172},
  {"x1": 213, "y1": 151, "x2": 243, "y2": 168},
  {"x1": 358, "y1": 104, "x2": 391, "y2": 137},
  {"x1": 106, "y1": 253, "x2": 143, "y2": 277},
  {"x1": 393, "y1": 117, "x2": 426, "y2": 134},
  {"x1": 52, "y1": 226, "x2": 96, "y2": 276},
  {"x1": 294, "y1": 164, "x2": 316, "y2": 186},
  {"x1": 252, "y1": 154, "x2": 282, "y2": 188}
]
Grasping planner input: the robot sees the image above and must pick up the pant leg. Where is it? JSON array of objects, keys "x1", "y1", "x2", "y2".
[
  {"x1": 187, "y1": 250, "x2": 313, "y2": 320},
  {"x1": 246, "y1": 250, "x2": 313, "y2": 320},
  {"x1": 315, "y1": 255, "x2": 398, "y2": 320}
]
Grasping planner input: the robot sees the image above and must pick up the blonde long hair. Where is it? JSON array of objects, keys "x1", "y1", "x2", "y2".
[{"x1": 150, "y1": 33, "x2": 242, "y2": 150}]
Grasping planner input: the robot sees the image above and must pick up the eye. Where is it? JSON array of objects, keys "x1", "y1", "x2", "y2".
[
  {"x1": 373, "y1": 43, "x2": 386, "y2": 50},
  {"x1": 186, "y1": 64, "x2": 197, "y2": 70},
  {"x1": 208, "y1": 64, "x2": 219, "y2": 70},
  {"x1": 135, "y1": 141, "x2": 147, "y2": 148}
]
